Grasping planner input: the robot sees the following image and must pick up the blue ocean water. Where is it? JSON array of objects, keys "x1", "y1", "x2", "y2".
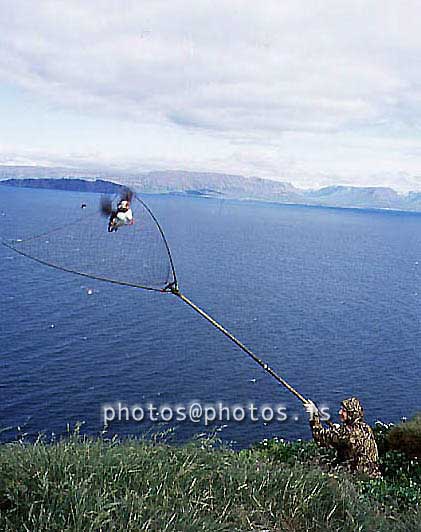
[{"x1": 1, "y1": 186, "x2": 421, "y2": 447}]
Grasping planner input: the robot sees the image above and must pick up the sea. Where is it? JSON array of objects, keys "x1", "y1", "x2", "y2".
[{"x1": 1, "y1": 186, "x2": 421, "y2": 448}]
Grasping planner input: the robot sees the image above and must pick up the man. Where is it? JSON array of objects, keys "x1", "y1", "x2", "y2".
[{"x1": 305, "y1": 397, "x2": 381, "y2": 478}]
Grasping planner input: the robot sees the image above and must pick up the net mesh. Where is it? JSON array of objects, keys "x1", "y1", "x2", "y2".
[{"x1": 0, "y1": 186, "x2": 175, "y2": 291}]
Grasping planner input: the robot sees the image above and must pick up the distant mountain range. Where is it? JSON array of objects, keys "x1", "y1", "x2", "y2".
[{"x1": 1, "y1": 165, "x2": 421, "y2": 212}]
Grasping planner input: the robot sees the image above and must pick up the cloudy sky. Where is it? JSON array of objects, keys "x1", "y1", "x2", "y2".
[{"x1": 1, "y1": 1, "x2": 421, "y2": 191}]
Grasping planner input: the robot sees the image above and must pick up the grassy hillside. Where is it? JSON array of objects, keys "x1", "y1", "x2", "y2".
[{"x1": 1, "y1": 420, "x2": 420, "y2": 532}]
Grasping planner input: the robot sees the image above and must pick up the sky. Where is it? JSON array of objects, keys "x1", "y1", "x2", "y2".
[{"x1": 1, "y1": 1, "x2": 421, "y2": 192}]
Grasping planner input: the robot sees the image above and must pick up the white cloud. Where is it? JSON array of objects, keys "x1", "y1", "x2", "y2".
[{"x1": 1, "y1": 1, "x2": 421, "y2": 190}]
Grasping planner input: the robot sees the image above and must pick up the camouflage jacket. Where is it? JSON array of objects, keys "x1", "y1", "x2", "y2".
[{"x1": 310, "y1": 415, "x2": 382, "y2": 478}]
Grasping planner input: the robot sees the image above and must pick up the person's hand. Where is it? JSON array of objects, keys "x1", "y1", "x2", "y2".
[{"x1": 304, "y1": 400, "x2": 319, "y2": 420}]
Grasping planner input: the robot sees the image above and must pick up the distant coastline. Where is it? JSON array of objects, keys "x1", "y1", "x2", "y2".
[
  {"x1": 0, "y1": 177, "x2": 124, "y2": 194},
  {"x1": 2, "y1": 175, "x2": 421, "y2": 214}
]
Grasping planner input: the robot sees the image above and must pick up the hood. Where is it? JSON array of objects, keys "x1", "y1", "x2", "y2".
[{"x1": 341, "y1": 397, "x2": 364, "y2": 424}]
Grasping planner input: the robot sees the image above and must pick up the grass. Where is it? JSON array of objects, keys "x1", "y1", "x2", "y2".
[
  {"x1": 0, "y1": 421, "x2": 420, "y2": 531},
  {"x1": 386, "y1": 414, "x2": 421, "y2": 458}
]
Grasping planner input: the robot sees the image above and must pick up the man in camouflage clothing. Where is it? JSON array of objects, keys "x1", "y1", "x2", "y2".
[{"x1": 305, "y1": 397, "x2": 381, "y2": 478}]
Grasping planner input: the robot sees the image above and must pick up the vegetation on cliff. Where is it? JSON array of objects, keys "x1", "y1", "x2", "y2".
[{"x1": 1, "y1": 417, "x2": 420, "y2": 531}]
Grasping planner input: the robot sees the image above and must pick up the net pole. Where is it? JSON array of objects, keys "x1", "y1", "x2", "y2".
[{"x1": 174, "y1": 290, "x2": 309, "y2": 404}]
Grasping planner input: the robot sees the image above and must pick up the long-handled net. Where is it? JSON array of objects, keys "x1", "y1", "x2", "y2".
[{"x1": 1, "y1": 186, "x2": 309, "y2": 406}]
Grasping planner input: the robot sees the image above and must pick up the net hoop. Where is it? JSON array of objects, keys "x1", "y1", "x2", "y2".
[{"x1": 1, "y1": 193, "x2": 178, "y2": 293}]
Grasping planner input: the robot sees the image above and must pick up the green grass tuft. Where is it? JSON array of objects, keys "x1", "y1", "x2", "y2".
[{"x1": 386, "y1": 415, "x2": 421, "y2": 459}]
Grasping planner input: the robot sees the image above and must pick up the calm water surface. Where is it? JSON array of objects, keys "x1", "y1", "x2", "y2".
[{"x1": 1, "y1": 187, "x2": 421, "y2": 446}]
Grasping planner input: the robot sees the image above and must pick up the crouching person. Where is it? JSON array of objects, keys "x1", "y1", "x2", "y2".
[{"x1": 304, "y1": 397, "x2": 382, "y2": 478}]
